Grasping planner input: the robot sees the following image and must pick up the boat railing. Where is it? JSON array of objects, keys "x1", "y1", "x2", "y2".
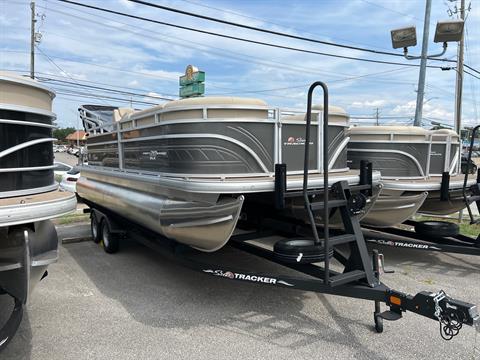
[
  {"x1": 462, "y1": 124, "x2": 480, "y2": 224},
  {"x1": 302, "y1": 82, "x2": 330, "y2": 269},
  {"x1": 79, "y1": 105, "x2": 117, "y2": 134}
]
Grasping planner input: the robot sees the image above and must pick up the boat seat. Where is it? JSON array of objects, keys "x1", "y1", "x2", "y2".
[{"x1": 113, "y1": 108, "x2": 135, "y2": 122}]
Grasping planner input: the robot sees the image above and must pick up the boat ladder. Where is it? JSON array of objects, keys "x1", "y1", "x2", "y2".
[{"x1": 274, "y1": 81, "x2": 377, "y2": 288}]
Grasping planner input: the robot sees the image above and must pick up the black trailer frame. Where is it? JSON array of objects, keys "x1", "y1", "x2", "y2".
[
  {"x1": 81, "y1": 82, "x2": 479, "y2": 341},
  {"x1": 86, "y1": 201, "x2": 479, "y2": 340},
  {"x1": 364, "y1": 219, "x2": 480, "y2": 256}
]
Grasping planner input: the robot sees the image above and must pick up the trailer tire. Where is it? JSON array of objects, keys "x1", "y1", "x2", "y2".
[
  {"x1": 90, "y1": 214, "x2": 101, "y2": 244},
  {"x1": 100, "y1": 220, "x2": 119, "y2": 254},
  {"x1": 414, "y1": 221, "x2": 459, "y2": 238},
  {"x1": 374, "y1": 315, "x2": 383, "y2": 333},
  {"x1": 273, "y1": 238, "x2": 333, "y2": 264}
]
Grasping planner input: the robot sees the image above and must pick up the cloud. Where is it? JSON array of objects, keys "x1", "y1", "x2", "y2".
[{"x1": 351, "y1": 100, "x2": 387, "y2": 108}]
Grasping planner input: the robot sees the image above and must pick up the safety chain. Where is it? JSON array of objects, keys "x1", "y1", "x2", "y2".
[{"x1": 433, "y1": 290, "x2": 463, "y2": 341}]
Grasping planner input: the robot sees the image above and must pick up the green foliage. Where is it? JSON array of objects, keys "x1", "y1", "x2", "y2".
[{"x1": 53, "y1": 127, "x2": 76, "y2": 142}]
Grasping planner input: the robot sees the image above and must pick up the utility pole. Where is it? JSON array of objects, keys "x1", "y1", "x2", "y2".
[
  {"x1": 454, "y1": 0, "x2": 465, "y2": 134},
  {"x1": 414, "y1": 0, "x2": 432, "y2": 127},
  {"x1": 375, "y1": 108, "x2": 380, "y2": 126},
  {"x1": 30, "y1": 1, "x2": 36, "y2": 79}
]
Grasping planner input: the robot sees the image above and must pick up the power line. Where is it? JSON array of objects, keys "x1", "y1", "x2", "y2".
[
  {"x1": 209, "y1": 67, "x2": 412, "y2": 96},
  {"x1": 57, "y1": 0, "x2": 444, "y2": 69},
  {"x1": 41, "y1": 4, "x2": 418, "y2": 82},
  {"x1": 38, "y1": 77, "x2": 175, "y2": 101},
  {"x1": 4, "y1": 68, "x2": 176, "y2": 98},
  {"x1": 464, "y1": 64, "x2": 480, "y2": 75},
  {"x1": 54, "y1": 89, "x2": 158, "y2": 105},
  {"x1": 124, "y1": 0, "x2": 477, "y2": 75},
  {"x1": 35, "y1": 45, "x2": 111, "y2": 106},
  {"x1": 465, "y1": 70, "x2": 480, "y2": 80},
  {"x1": 129, "y1": 0, "x2": 480, "y2": 73},
  {"x1": 126, "y1": 0, "x2": 412, "y2": 59},
  {"x1": 359, "y1": 0, "x2": 424, "y2": 23},
  {"x1": 178, "y1": 0, "x2": 394, "y2": 52}
]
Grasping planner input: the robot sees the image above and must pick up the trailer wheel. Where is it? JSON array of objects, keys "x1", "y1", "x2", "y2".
[
  {"x1": 90, "y1": 214, "x2": 101, "y2": 243},
  {"x1": 100, "y1": 220, "x2": 119, "y2": 254},
  {"x1": 273, "y1": 238, "x2": 334, "y2": 264},
  {"x1": 414, "y1": 221, "x2": 459, "y2": 238},
  {"x1": 374, "y1": 315, "x2": 383, "y2": 333}
]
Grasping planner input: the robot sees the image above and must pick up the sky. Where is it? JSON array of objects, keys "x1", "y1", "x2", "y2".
[{"x1": 1, "y1": 0, "x2": 479, "y2": 129}]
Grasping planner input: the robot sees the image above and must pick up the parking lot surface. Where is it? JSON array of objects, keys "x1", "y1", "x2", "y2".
[{"x1": 1, "y1": 224, "x2": 479, "y2": 360}]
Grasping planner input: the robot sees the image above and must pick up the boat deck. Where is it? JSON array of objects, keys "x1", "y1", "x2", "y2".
[
  {"x1": 80, "y1": 165, "x2": 381, "y2": 196},
  {"x1": 382, "y1": 173, "x2": 477, "y2": 191},
  {"x1": 0, "y1": 189, "x2": 73, "y2": 206},
  {"x1": 0, "y1": 190, "x2": 77, "y2": 227}
]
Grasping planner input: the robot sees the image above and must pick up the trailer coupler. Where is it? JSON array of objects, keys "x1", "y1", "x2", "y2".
[{"x1": 381, "y1": 289, "x2": 479, "y2": 340}]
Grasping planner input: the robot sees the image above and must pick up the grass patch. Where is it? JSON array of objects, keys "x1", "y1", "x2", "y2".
[
  {"x1": 414, "y1": 215, "x2": 480, "y2": 238},
  {"x1": 53, "y1": 212, "x2": 89, "y2": 225}
]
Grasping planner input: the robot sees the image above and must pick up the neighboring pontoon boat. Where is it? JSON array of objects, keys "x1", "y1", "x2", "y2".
[
  {"x1": 77, "y1": 97, "x2": 381, "y2": 252},
  {"x1": 0, "y1": 72, "x2": 77, "y2": 351},
  {"x1": 348, "y1": 125, "x2": 478, "y2": 227}
]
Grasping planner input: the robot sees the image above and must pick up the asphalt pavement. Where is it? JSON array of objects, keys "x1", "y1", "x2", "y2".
[
  {"x1": 54, "y1": 152, "x2": 79, "y2": 167},
  {"x1": 1, "y1": 223, "x2": 479, "y2": 360}
]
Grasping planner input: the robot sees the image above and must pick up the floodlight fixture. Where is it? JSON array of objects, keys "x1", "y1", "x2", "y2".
[
  {"x1": 390, "y1": 26, "x2": 417, "y2": 49},
  {"x1": 434, "y1": 20, "x2": 464, "y2": 43}
]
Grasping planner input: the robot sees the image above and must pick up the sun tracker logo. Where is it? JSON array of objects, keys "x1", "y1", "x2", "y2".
[
  {"x1": 376, "y1": 239, "x2": 429, "y2": 249},
  {"x1": 284, "y1": 136, "x2": 313, "y2": 146},
  {"x1": 203, "y1": 269, "x2": 294, "y2": 286}
]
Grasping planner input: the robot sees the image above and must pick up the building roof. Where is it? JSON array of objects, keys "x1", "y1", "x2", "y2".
[{"x1": 65, "y1": 130, "x2": 87, "y2": 141}]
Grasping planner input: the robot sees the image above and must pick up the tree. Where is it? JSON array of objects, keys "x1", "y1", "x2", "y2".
[{"x1": 53, "y1": 127, "x2": 76, "y2": 143}]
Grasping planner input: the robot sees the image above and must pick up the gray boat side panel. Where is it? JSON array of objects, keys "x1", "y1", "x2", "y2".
[
  {"x1": 122, "y1": 122, "x2": 275, "y2": 171},
  {"x1": 87, "y1": 143, "x2": 119, "y2": 168},
  {"x1": 348, "y1": 143, "x2": 429, "y2": 177},
  {"x1": 450, "y1": 143, "x2": 459, "y2": 172},
  {"x1": 122, "y1": 137, "x2": 265, "y2": 174},
  {"x1": 430, "y1": 143, "x2": 446, "y2": 174},
  {"x1": 333, "y1": 150, "x2": 348, "y2": 170},
  {"x1": 281, "y1": 123, "x2": 318, "y2": 171},
  {"x1": 328, "y1": 127, "x2": 347, "y2": 169},
  {"x1": 281, "y1": 124, "x2": 347, "y2": 171}
]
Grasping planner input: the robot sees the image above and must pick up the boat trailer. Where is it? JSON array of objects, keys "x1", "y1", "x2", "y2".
[{"x1": 83, "y1": 82, "x2": 479, "y2": 341}]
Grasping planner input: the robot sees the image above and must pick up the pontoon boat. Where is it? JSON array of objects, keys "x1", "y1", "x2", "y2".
[
  {"x1": 348, "y1": 125, "x2": 478, "y2": 227},
  {"x1": 77, "y1": 97, "x2": 381, "y2": 252},
  {"x1": 0, "y1": 72, "x2": 77, "y2": 350}
]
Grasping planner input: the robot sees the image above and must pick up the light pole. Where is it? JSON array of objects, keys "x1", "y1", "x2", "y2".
[{"x1": 390, "y1": 5, "x2": 464, "y2": 127}]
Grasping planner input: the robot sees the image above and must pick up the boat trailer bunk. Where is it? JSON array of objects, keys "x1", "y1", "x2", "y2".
[
  {"x1": 364, "y1": 124, "x2": 480, "y2": 256},
  {"x1": 82, "y1": 82, "x2": 479, "y2": 340}
]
